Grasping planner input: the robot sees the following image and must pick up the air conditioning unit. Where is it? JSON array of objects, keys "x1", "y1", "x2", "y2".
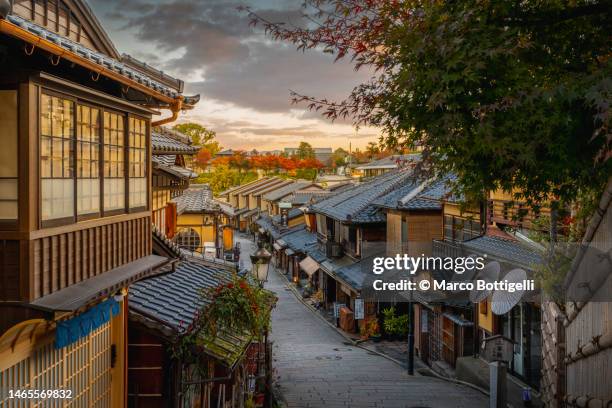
[{"x1": 326, "y1": 241, "x2": 343, "y2": 258}]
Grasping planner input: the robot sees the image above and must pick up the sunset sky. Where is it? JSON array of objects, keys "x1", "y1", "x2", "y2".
[{"x1": 89, "y1": 0, "x2": 380, "y2": 151}]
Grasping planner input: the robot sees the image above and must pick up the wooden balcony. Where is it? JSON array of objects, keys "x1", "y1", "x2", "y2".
[
  {"x1": 1, "y1": 212, "x2": 152, "y2": 302},
  {"x1": 489, "y1": 199, "x2": 551, "y2": 231}
]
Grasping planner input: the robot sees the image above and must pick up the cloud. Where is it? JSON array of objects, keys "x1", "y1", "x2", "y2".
[
  {"x1": 94, "y1": 0, "x2": 368, "y2": 113},
  {"x1": 90, "y1": 0, "x2": 380, "y2": 150}
]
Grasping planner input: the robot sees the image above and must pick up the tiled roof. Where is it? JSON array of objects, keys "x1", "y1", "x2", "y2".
[
  {"x1": 214, "y1": 200, "x2": 236, "y2": 217},
  {"x1": 307, "y1": 248, "x2": 327, "y2": 264},
  {"x1": 228, "y1": 178, "x2": 273, "y2": 196},
  {"x1": 372, "y1": 181, "x2": 420, "y2": 209},
  {"x1": 290, "y1": 191, "x2": 333, "y2": 205},
  {"x1": 256, "y1": 217, "x2": 302, "y2": 240},
  {"x1": 238, "y1": 179, "x2": 286, "y2": 197},
  {"x1": 263, "y1": 182, "x2": 312, "y2": 202},
  {"x1": 280, "y1": 227, "x2": 316, "y2": 253},
  {"x1": 251, "y1": 180, "x2": 294, "y2": 197},
  {"x1": 418, "y1": 174, "x2": 462, "y2": 202},
  {"x1": 152, "y1": 155, "x2": 176, "y2": 166},
  {"x1": 461, "y1": 235, "x2": 542, "y2": 270},
  {"x1": 5, "y1": 14, "x2": 198, "y2": 102},
  {"x1": 172, "y1": 186, "x2": 217, "y2": 214},
  {"x1": 356, "y1": 154, "x2": 420, "y2": 170},
  {"x1": 152, "y1": 224, "x2": 185, "y2": 260},
  {"x1": 152, "y1": 158, "x2": 196, "y2": 179},
  {"x1": 272, "y1": 208, "x2": 303, "y2": 224},
  {"x1": 311, "y1": 170, "x2": 415, "y2": 223},
  {"x1": 373, "y1": 174, "x2": 459, "y2": 211},
  {"x1": 152, "y1": 130, "x2": 199, "y2": 154},
  {"x1": 129, "y1": 260, "x2": 252, "y2": 367},
  {"x1": 334, "y1": 257, "x2": 374, "y2": 291},
  {"x1": 403, "y1": 197, "x2": 442, "y2": 211}
]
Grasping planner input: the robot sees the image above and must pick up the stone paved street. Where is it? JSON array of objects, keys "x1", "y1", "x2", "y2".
[{"x1": 231, "y1": 235, "x2": 490, "y2": 408}]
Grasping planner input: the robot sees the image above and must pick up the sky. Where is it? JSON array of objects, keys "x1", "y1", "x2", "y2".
[{"x1": 88, "y1": 0, "x2": 380, "y2": 151}]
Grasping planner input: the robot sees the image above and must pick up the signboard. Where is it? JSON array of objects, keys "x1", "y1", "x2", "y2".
[
  {"x1": 333, "y1": 302, "x2": 346, "y2": 318},
  {"x1": 279, "y1": 202, "x2": 293, "y2": 209},
  {"x1": 421, "y1": 310, "x2": 428, "y2": 333},
  {"x1": 354, "y1": 299, "x2": 364, "y2": 320},
  {"x1": 482, "y1": 335, "x2": 514, "y2": 363}
]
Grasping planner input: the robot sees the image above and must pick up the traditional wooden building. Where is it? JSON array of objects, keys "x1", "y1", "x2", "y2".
[
  {"x1": 541, "y1": 178, "x2": 612, "y2": 407},
  {"x1": 128, "y1": 259, "x2": 270, "y2": 408},
  {"x1": 0, "y1": 0, "x2": 197, "y2": 406},
  {"x1": 353, "y1": 154, "x2": 419, "y2": 179},
  {"x1": 373, "y1": 175, "x2": 483, "y2": 370},
  {"x1": 151, "y1": 127, "x2": 199, "y2": 237},
  {"x1": 261, "y1": 181, "x2": 321, "y2": 215},
  {"x1": 300, "y1": 170, "x2": 415, "y2": 333},
  {"x1": 171, "y1": 185, "x2": 229, "y2": 258}
]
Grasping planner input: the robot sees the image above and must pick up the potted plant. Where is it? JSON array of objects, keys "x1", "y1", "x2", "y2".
[
  {"x1": 382, "y1": 307, "x2": 409, "y2": 340},
  {"x1": 368, "y1": 319, "x2": 382, "y2": 342}
]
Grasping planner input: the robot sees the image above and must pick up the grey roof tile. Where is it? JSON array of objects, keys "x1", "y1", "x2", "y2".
[
  {"x1": 263, "y1": 182, "x2": 312, "y2": 202},
  {"x1": 6, "y1": 14, "x2": 195, "y2": 100},
  {"x1": 461, "y1": 235, "x2": 542, "y2": 270},
  {"x1": 281, "y1": 228, "x2": 317, "y2": 253},
  {"x1": 172, "y1": 186, "x2": 218, "y2": 214},
  {"x1": 129, "y1": 260, "x2": 233, "y2": 330},
  {"x1": 152, "y1": 130, "x2": 199, "y2": 154},
  {"x1": 272, "y1": 208, "x2": 303, "y2": 224},
  {"x1": 356, "y1": 154, "x2": 421, "y2": 170},
  {"x1": 311, "y1": 170, "x2": 415, "y2": 223}
]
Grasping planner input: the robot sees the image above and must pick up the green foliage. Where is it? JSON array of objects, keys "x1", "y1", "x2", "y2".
[
  {"x1": 173, "y1": 123, "x2": 216, "y2": 146},
  {"x1": 249, "y1": 1, "x2": 611, "y2": 222},
  {"x1": 332, "y1": 148, "x2": 348, "y2": 167},
  {"x1": 376, "y1": 1, "x2": 611, "y2": 207},
  {"x1": 295, "y1": 168, "x2": 318, "y2": 181},
  {"x1": 382, "y1": 307, "x2": 408, "y2": 337},
  {"x1": 202, "y1": 275, "x2": 273, "y2": 339},
  {"x1": 196, "y1": 167, "x2": 258, "y2": 194},
  {"x1": 296, "y1": 142, "x2": 315, "y2": 159},
  {"x1": 172, "y1": 273, "x2": 275, "y2": 372}
]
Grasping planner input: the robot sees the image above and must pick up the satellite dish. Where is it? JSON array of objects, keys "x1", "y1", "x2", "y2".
[
  {"x1": 469, "y1": 261, "x2": 501, "y2": 303},
  {"x1": 491, "y1": 268, "x2": 527, "y2": 315}
]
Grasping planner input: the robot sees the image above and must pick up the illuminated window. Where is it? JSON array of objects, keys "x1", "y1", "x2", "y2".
[
  {"x1": 76, "y1": 105, "x2": 101, "y2": 216},
  {"x1": 128, "y1": 117, "x2": 147, "y2": 209},
  {"x1": 0, "y1": 90, "x2": 18, "y2": 222},
  {"x1": 39, "y1": 93, "x2": 148, "y2": 226},
  {"x1": 103, "y1": 111, "x2": 125, "y2": 212},
  {"x1": 176, "y1": 228, "x2": 201, "y2": 252},
  {"x1": 40, "y1": 94, "x2": 74, "y2": 222}
]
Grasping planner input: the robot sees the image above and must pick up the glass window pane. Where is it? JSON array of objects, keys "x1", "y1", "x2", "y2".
[{"x1": 40, "y1": 95, "x2": 75, "y2": 221}]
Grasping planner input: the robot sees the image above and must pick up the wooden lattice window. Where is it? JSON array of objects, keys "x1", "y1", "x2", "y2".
[{"x1": 0, "y1": 322, "x2": 112, "y2": 408}]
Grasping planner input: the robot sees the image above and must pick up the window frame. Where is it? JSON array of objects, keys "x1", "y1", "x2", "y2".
[
  {"x1": 126, "y1": 114, "x2": 149, "y2": 213},
  {"x1": 38, "y1": 88, "x2": 150, "y2": 229},
  {"x1": 101, "y1": 106, "x2": 128, "y2": 217},
  {"x1": 75, "y1": 100, "x2": 103, "y2": 222},
  {"x1": 0, "y1": 86, "x2": 20, "y2": 230},
  {"x1": 39, "y1": 89, "x2": 77, "y2": 228}
]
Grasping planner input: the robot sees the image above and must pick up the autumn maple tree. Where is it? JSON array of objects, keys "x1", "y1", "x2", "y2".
[{"x1": 243, "y1": 1, "x2": 611, "y2": 215}]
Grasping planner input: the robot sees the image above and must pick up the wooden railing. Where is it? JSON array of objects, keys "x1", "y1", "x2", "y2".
[
  {"x1": 30, "y1": 213, "x2": 152, "y2": 300},
  {"x1": 489, "y1": 199, "x2": 551, "y2": 230}
]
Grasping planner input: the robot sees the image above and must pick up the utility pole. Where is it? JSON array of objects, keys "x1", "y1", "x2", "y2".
[
  {"x1": 407, "y1": 270, "x2": 415, "y2": 375},
  {"x1": 408, "y1": 299, "x2": 415, "y2": 375}
]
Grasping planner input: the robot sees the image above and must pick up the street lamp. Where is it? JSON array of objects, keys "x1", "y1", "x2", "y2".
[{"x1": 250, "y1": 242, "x2": 272, "y2": 286}]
